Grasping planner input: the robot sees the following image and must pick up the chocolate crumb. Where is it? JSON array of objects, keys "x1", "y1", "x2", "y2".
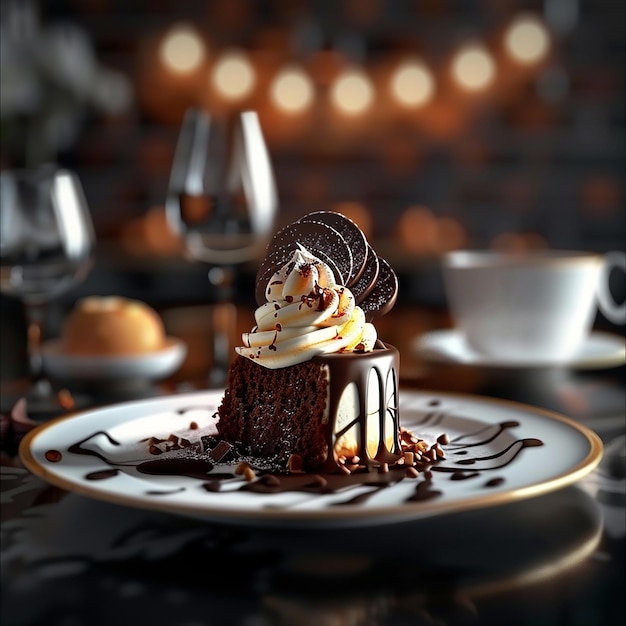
[
  {"x1": 45, "y1": 450, "x2": 63, "y2": 463},
  {"x1": 287, "y1": 454, "x2": 304, "y2": 472},
  {"x1": 235, "y1": 461, "x2": 252, "y2": 475},
  {"x1": 243, "y1": 466, "x2": 256, "y2": 481},
  {"x1": 405, "y1": 467, "x2": 420, "y2": 478},
  {"x1": 209, "y1": 440, "x2": 234, "y2": 463}
]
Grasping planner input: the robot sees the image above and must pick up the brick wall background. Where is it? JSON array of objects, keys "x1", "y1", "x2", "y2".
[{"x1": 1, "y1": 0, "x2": 624, "y2": 309}]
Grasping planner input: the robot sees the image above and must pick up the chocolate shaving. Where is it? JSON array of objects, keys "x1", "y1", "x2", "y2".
[{"x1": 209, "y1": 440, "x2": 234, "y2": 463}]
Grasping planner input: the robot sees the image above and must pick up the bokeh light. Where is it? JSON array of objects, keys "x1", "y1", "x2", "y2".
[
  {"x1": 211, "y1": 49, "x2": 256, "y2": 100},
  {"x1": 270, "y1": 65, "x2": 315, "y2": 113},
  {"x1": 160, "y1": 25, "x2": 205, "y2": 73},
  {"x1": 396, "y1": 206, "x2": 439, "y2": 253},
  {"x1": 504, "y1": 14, "x2": 550, "y2": 64},
  {"x1": 120, "y1": 206, "x2": 183, "y2": 257},
  {"x1": 390, "y1": 59, "x2": 435, "y2": 108},
  {"x1": 491, "y1": 231, "x2": 549, "y2": 251},
  {"x1": 396, "y1": 206, "x2": 468, "y2": 253},
  {"x1": 330, "y1": 69, "x2": 374, "y2": 115},
  {"x1": 451, "y1": 45, "x2": 495, "y2": 91}
]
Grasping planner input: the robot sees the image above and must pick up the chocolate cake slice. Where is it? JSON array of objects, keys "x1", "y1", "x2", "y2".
[
  {"x1": 216, "y1": 211, "x2": 401, "y2": 473},
  {"x1": 217, "y1": 355, "x2": 330, "y2": 469},
  {"x1": 217, "y1": 342, "x2": 400, "y2": 471}
]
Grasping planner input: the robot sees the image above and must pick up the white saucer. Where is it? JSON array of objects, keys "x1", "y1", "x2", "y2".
[
  {"x1": 412, "y1": 329, "x2": 626, "y2": 370},
  {"x1": 41, "y1": 338, "x2": 187, "y2": 382}
]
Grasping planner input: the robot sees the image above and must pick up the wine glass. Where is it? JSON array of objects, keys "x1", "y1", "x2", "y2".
[
  {"x1": 166, "y1": 109, "x2": 278, "y2": 387},
  {"x1": 0, "y1": 166, "x2": 95, "y2": 411}
]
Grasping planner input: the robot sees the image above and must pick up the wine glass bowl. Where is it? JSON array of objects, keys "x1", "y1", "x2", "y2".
[
  {"x1": 0, "y1": 166, "x2": 95, "y2": 410},
  {"x1": 166, "y1": 108, "x2": 278, "y2": 265},
  {"x1": 166, "y1": 108, "x2": 278, "y2": 386},
  {"x1": 1, "y1": 168, "x2": 94, "y2": 304}
]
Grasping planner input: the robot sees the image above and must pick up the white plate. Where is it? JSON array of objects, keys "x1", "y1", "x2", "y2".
[
  {"x1": 40, "y1": 338, "x2": 187, "y2": 382},
  {"x1": 412, "y1": 329, "x2": 626, "y2": 370},
  {"x1": 19, "y1": 390, "x2": 602, "y2": 527}
]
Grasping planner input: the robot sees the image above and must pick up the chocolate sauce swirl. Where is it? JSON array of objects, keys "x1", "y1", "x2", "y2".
[{"x1": 47, "y1": 401, "x2": 544, "y2": 510}]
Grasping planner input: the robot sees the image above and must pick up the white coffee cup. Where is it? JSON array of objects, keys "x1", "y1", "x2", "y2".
[{"x1": 442, "y1": 249, "x2": 626, "y2": 363}]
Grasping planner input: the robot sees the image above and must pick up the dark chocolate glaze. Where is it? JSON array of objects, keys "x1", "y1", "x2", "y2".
[
  {"x1": 433, "y1": 423, "x2": 543, "y2": 473},
  {"x1": 448, "y1": 421, "x2": 521, "y2": 448},
  {"x1": 137, "y1": 458, "x2": 214, "y2": 480},
  {"x1": 312, "y1": 342, "x2": 401, "y2": 473},
  {"x1": 450, "y1": 471, "x2": 480, "y2": 481},
  {"x1": 414, "y1": 410, "x2": 446, "y2": 427},
  {"x1": 406, "y1": 479, "x2": 442, "y2": 502},
  {"x1": 86, "y1": 469, "x2": 120, "y2": 480},
  {"x1": 47, "y1": 397, "x2": 544, "y2": 510},
  {"x1": 69, "y1": 431, "x2": 121, "y2": 464},
  {"x1": 146, "y1": 488, "x2": 186, "y2": 496},
  {"x1": 454, "y1": 439, "x2": 543, "y2": 467}
]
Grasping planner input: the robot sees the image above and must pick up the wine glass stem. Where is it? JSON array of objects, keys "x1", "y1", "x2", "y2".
[
  {"x1": 210, "y1": 302, "x2": 236, "y2": 387},
  {"x1": 25, "y1": 303, "x2": 46, "y2": 385}
]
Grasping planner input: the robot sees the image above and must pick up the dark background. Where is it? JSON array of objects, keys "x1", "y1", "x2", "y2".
[{"x1": 1, "y1": 0, "x2": 624, "y2": 377}]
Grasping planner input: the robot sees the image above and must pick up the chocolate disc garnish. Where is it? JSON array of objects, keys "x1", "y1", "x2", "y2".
[
  {"x1": 256, "y1": 220, "x2": 353, "y2": 304},
  {"x1": 351, "y1": 243, "x2": 379, "y2": 305},
  {"x1": 255, "y1": 243, "x2": 345, "y2": 305},
  {"x1": 297, "y1": 211, "x2": 367, "y2": 287},
  {"x1": 267, "y1": 220, "x2": 353, "y2": 283},
  {"x1": 256, "y1": 246, "x2": 300, "y2": 305},
  {"x1": 359, "y1": 256, "x2": 398, "y2": 320}
]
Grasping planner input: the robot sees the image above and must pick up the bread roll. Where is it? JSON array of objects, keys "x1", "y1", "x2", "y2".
[{"x1": 62, "y1": 296, "x2": 166, "y2": 355}]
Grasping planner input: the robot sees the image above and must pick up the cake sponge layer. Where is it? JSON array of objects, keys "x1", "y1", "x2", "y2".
[{"x1": 216, "y1": 356, "x2": 331, "y2": 469}]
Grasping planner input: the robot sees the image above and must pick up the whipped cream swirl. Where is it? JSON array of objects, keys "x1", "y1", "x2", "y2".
[{"x1": 236, "y1": 246, "x2": 377, "y2": 369}]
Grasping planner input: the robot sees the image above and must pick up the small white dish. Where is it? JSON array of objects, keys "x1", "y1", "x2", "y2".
[
  {"x1": 41, "y1": 338, "x2": 187, "y2": 382},
  {"x1": 412, "y1": 329, "x2": 626, "y2": 370}
]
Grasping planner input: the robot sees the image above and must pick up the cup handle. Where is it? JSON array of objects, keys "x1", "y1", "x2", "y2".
[{"x1": 597, "y1": 251, "x2": 626, "y2": 325}]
